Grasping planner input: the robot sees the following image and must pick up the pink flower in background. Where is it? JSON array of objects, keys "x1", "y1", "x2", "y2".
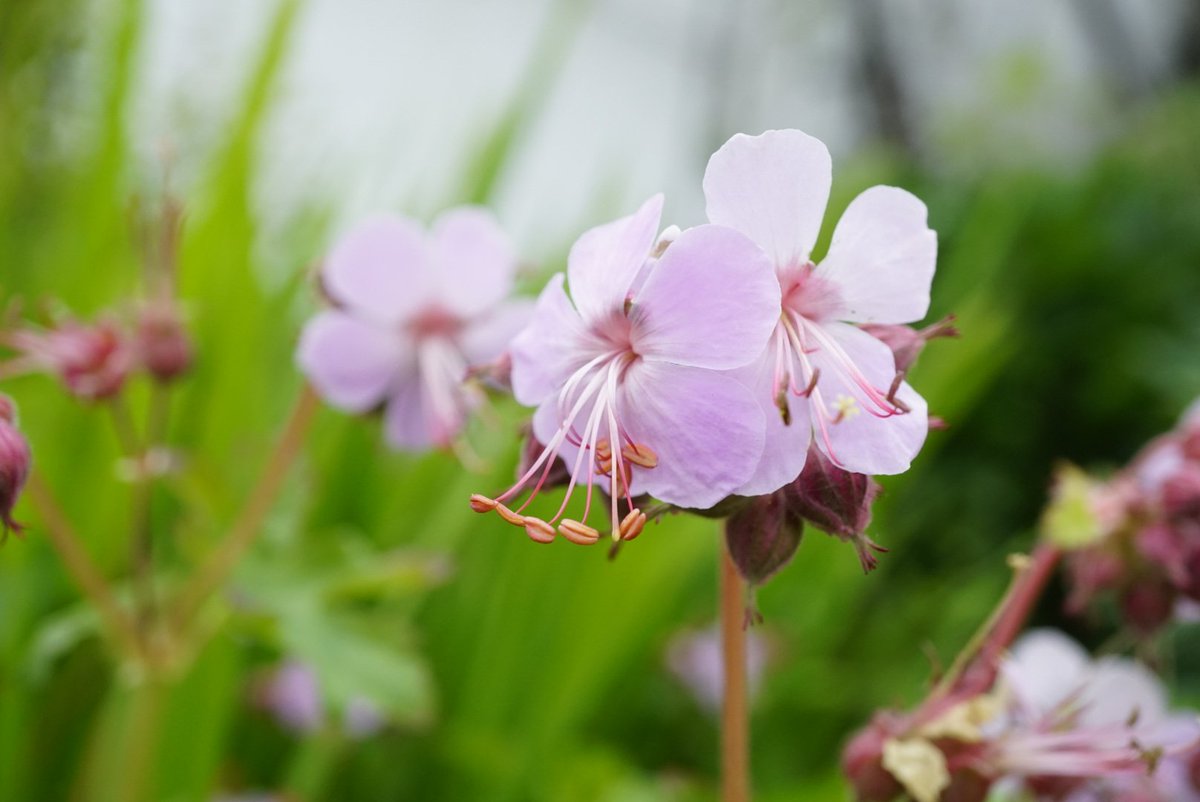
[
  {"x1": 0, "y1": 395, "x2": 31, "y2": 538},
  {"x1": 6, "y1": 318, "x2": 135, "y2": 401},
  {"x1": 666, "y1": 625, "x2": 768, "y2": 713},
  {"x1": 472, "y1": 195, "x2": 779, "y2": 544},
  {"x1": 703, "y1": 129, "x2": 936, "y2": 495},
  {"x1": 258, "y1": 659, "x2": 386, "y2": 739},
  {"x1": 297, "y1": 208, "x2": 531, "y2": 450}
]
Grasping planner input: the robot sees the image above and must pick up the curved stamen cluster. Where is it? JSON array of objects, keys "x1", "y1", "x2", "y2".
[
  {"x1": 772, "y1": 264, "x2": 909, "y2": 467},
  {"x1": 471, "y1": 352, "x2": 653, "y2": 545}
]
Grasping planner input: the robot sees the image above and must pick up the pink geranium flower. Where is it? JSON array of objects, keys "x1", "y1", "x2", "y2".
[
  {"x1": 471, "y1": 195, "x2": 779, "y2": 544},
  {"x1": 297, "y1": 208, "x2": 532, "y2": 450},
  {"x1": 703, "y1": 129, "x2": 937, "y2": 494}
]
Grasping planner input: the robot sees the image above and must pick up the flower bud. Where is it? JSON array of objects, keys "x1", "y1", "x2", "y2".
[
  {"x1": 789, "y1": 445, "x2": 884, "y2": 571},
  {"x1": 861, "y1": 315, "x2": 958, "y2": 377},
  {"x1": 725, "y1": 491, "x2": 803, "y2": 586},
  {"x1": 10, "y1": 319, "x2": 134, "y2": 401},
  {"x1": 135, "y1": 303, "x2": 193, "y2": 382},
  {"x1": 0, "y1": 396, "x2": 32, "y2": 538},
  {"x1": 1120, "y1": 580, "x2": 1177, "y2": 635},
  {"x1": 842, "y1": 715, "x2": 904, "y2": 802}
]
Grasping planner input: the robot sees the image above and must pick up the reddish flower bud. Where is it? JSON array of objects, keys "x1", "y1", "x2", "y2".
[
  {"x1": 9, "y1": 319, "x2": 134, "y2": 401},
  {"x1": 0, "y1": 396, "x2": 32, "y2": 538},
  {"x1": 789, "y1": 445, "x2": 885, "y2": 572},
  {"x1": 1120, "y1": 580, "x2": 1177, "y2": 634},
  {"x1": 842, "y1": 715, "x2": 904, "y2": 802},
  {"x1": 135, "y1": 303, "x2": 192, "y2": 382},
  {"x1": 1162, "y1": 464, "x2": 1200, "y2": 521},
  {"x1": 725, "y1": 490, "x2": 803, "y2": 586},
  {"x1": 861, "y1": 315, "x2": 958, "y2": 377}
]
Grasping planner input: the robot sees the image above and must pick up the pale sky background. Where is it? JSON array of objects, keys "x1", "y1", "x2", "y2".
[{"x1": 118, "y1": 0, "x2": 1188, "y2": 271}]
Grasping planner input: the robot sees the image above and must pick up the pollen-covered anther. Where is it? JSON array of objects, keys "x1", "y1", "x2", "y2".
[
  {"x1": 523, "y1": 517, "x2": 556, "y2": 544},
  {"x1": 799, "y1": 367, "x2": 820, "y2": 397},
  {"x1": 469, "y1": 494, "x2": 499, "y2": 513},
  {"x1": 558, "y1": 519, "x2": 601, "y2": 545},
  {"x1": 494, "y1": 503, "x2": 528, "y2": 527},
  {"x1": 775, "y1": 383, "x2": 792, "y2": 425},
  {"x1": 619, "y1": 508, "x2": 647, "y2": 541},
  {"x1": 621, "y1": 443, "x2": 658, "y2": 469},
  {"x1": 885, "y1": 373, "x2": 910, "y2": 413}
]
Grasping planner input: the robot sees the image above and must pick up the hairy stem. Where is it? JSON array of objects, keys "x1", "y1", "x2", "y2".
[
  {"x1": 720, "y1": 535, "x2": 751, "y2": 802},
  {"x1": 171, "y1": 383, "x2": 319, "y2": 631}
]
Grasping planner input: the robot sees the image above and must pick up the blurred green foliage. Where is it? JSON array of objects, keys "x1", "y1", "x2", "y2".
[{"x1": 3, "y1": 1, "x2": 1200, "y2": 801}]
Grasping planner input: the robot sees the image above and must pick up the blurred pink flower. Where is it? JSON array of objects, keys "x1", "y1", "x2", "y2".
[
  {"x1": 472, "y1": 195, "x2": 779, "y2": 543},
  {"x1": 7, "y1": 318, "x2": 134, "y2": 401},
  {"x1": 666, "y1": 624, "x2": 768, "y2": 713},
  {"x1": 703, "y1": 129, "x2": 937, "y2": 494},
  {"x1": 297, "y1": 208, "x2": 532, "y2": 450},
  {"x1": 259, "y1": 659, "x2": 385, "y2": 740},
  {"x1": 0, "y1": 395, "x2": 31, "y2": 538}
]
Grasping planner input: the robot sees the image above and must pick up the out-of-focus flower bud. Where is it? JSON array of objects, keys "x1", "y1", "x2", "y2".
[
  {"x1": 842, "y1": 715, "x2": 905, "y2": 802},
  {"x1": 9, "y1": 319, "x2": 134, "y2": 401},
  {"x1": 940, "y1": 768, "x2": 991, "y2": 802},
  {"x1": 862, "y1": 315, "x2": 958, "y2": 377},
  {"x1": 789, "y1": 445, "x2": 885, "y2": 572},
  {"x1": 725, "y1": 491, "x2": 803, "y2": 586},
  {"x1": 1162, "y1": 464, "x2": 1200, "y2": 521},
  {"x1": 0, "y1": 395, "x2": 32, "y2": 539},
  {"x1": 135, "y1": 302, "x2": 192, "y2": 382},
  {"x1": 1120, "y1": 580, "x2": 1177, "y2": 635}
]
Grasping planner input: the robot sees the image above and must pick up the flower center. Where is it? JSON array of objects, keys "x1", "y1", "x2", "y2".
[
  {"x1": 781, "y1": 262, "x2": 843, "y2": 323},
  {"x1": 470, "y1": 348, "x2": 654, "y2": 546}
]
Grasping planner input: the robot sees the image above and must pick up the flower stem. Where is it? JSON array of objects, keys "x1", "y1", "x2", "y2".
[
  {"x1": 720, "y1": 535, "x2": 751, "y2": 802},
  {"x1": 170, "y1": 383, "x2": 319, "y2": 631},
  {"x1": 25, "y1": 472, "x2": 142, "y2": 659}
]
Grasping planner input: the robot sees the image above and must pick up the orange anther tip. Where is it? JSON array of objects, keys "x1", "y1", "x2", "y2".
[
  {"x1": 470, "y1": 494, "x2": 499, "y2": 513},
  {"x1": 495, "y1": 503, "x2": 527, "y2": 527},
  {"x1": 559, "y1": 519, "x2": 600, "y2": 545},
  {"x1": 524, "y1": 517, "x2": 556, "y2": 544}
]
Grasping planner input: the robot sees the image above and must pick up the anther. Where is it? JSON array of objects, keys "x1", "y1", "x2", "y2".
[
  {"x1": 470, "y1": 494, "x2": 499, "y2": 513},
  {"x1": 799, "y1": 367, "x2": 820, "y2": 397},
  {"x1": 621, "y1": 443, "x2": 658, "y2": 469},
  {"x1": 558, "y1": 519, "x2": 601, "y2": 545},
  {"x1": 494, "y1": 503, "x2": 527, "y2": 527},
  {"x1": 619, "y1": 509, "x2": 647, "y2": 541},
  {"x1": 885, "y1": 373, "x2": 911, "y2": 413},
  {"x1": 524, "y1": 517, "x2": 556, "y2": 544},
  {"x1": 595, "y1": 438, "x2": 612, "y2": 462},
  {"x1": 775, "y1": 385, "x2": 792, "y2": 425}
]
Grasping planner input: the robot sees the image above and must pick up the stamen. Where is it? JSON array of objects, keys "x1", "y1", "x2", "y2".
[
  {"x1": 470, "y1": 494, "x2": 499, "y2": 513},
  {"x1": 524, "y1": 517, "x2": 556, "y2": 544},
  {"x1": 494, "y1": 503, "x2": 527, "y2": 527},
  {"x1": 831, "y1": 395, "x2": 860, "y2": 424},
  {"x1": 775, "y1": 384, "x2": 791, "y2": 425},
  {"x1": 619, "y1": 508, "x2": 647, "y2": 541},
  {"x1": 798, "y1": 367, "x2": 820, "y2": 398},
  {"x1": 621, "y1": 443, "x2": 658, "y2": 469},
  {"x1": 559, "y1": 519, "x2": 600, "y2": 545}
]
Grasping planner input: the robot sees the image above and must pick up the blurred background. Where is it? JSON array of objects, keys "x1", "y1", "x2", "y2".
[{"x1": 3, "y1": 0, "x2": 1200, "y2": 799}]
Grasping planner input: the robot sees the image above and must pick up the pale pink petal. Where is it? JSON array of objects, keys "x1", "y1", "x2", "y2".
[
  {"x1": 815, "y1": 186, "x2": 936, "y2": 325},
  {"x1": 1003, "y1": 629, "x2": 1092, "y2": 716},
  {"x1": 703, "y1": 129, "x2": 832, "y2": 267},
  {"x1": 1079, "y1": 657, "x2": 1167, "y2": 728},
  {"x1": 617, "y1": 360, "x2": 765, "y2": 509},
  {"x1": 566, "y1": 194, "x2": 663, "y2": 326},
  {"x1": 296, "y1": 311, "x2": 404, "y2": 412},
  {"x1": 383, "y1": 368, "x2": 438, "y2": 450},
  {"x1": 427, "y1": 207, "x2": 518, "y2": 318},
  {"x1": 632, "y1": 224, "x2": 779, "y2": 370},
  {"x1": 510, "y1": 274, "x2": 591, "y2": 407},
  {"x1": 323, "y1": 215, "x2": 430, "y2": 324},
  {"x1": 732, "y1": 347, "x2": 813, "y2": 496},
  {"x1": 458, "y1": 297, "x2": 535, "y2": 366},
  {"x1": 808, "y1": 322, "x2": 928, "y2": 475}
]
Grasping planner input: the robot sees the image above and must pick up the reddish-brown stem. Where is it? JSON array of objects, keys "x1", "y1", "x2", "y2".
[
  {"x1": 170, "y1": 383, "x2": 319, "y2": 631},
  {"x1": 720, "y1": 536, "x2": 751, "y2": 802},
  {"x1": 25, "y1": 472, "x2": 142, "y2": 659}
]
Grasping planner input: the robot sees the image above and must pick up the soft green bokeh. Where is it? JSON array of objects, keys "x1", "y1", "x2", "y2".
[{"x1": 3, "y1": 2, "x2": 1200, "y2": 801}]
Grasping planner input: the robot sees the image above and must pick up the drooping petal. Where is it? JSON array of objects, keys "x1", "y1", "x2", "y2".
[
  {"x1": 815, "y1": 186, "x2": 937, "y2": 325},
  {"x1": 732, "y1": 346, "x2": 813, "y2": 496},
  {"x1": 807, "y1": 322, "x2": 928, "y2": 475},
  {"x1": 322, "y1": 215, "x2": 430, "y2": 325},
  {"x1": 703, "y1": 129, "x2": 832, "y2": 267},
  {"x1": 383, "y1": 369, "x2": 438, "y2": 450},
  {"x1": 510, "y1": 274, "x2": 592, "y2": 407},
  {"x1": 458, "y1": 297, "x2": 536, "y2": 366},
  {"x1": 427, "y1": 207, "x2": 518, "y2": 318},
  {"x1": 632, "y1": 224, "x2": 779, "y2": 370},
  {"x1": 296, "y1": 311, "x2": 404, "y2": 412},
  {"x1": 618, "y1": 360, "x2": 765, "y2": 509},
  {"x1": 566, "y1": 194, "x2": 663, "y2": 326}
]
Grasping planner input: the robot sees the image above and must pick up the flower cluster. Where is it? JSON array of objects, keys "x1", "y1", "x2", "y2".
[
  {"x1": 464, "y1": 130, "x2": 940, "y2": 548},
  {"x1": 1056, "y1": 400, "x2": 1200, "y2": 633},
  {"x1": 3, "y1": 303, "x2": 193, "y2": 401},
  {"x1": 844, "y1": 629, "x2": 1199, "y2": 802}
]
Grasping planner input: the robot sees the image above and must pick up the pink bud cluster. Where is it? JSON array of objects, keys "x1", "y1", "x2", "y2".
[
  {"x1": 0, "y1": 394, "x2": 31, "y2": 538},
  {"x1": 1064, "y1": 401, "x2": 1200, "y2": 633},
  {"x1": 3, "y1": 303, "x2": 192, "y2": 401}
]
